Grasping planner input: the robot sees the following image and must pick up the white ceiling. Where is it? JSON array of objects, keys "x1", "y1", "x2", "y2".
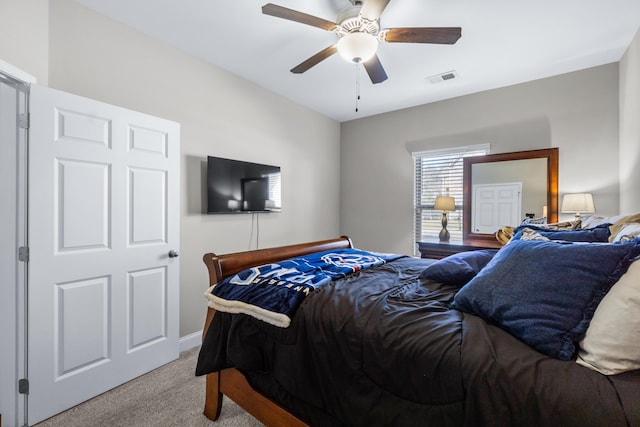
[{"x1": 73, "y1": 0, "x2": 640, "y2": 123}]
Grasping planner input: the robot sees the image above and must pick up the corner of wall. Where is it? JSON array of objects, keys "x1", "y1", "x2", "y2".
[
  {"x1": 0, "y1": 0, "x2": 49, "y2": 85},
  {"x1": 619, "y1": 28, "x2": 640, "y2": 214}
]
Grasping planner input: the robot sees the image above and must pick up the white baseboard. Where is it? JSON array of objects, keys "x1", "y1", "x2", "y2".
[{"x1": 179, "y1": 330, "x2": 202, "y2": 353}]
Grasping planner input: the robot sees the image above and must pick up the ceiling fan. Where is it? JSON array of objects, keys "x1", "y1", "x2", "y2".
[{"x1": 262, "y1": 0, "x2": 462, "y2": 84}]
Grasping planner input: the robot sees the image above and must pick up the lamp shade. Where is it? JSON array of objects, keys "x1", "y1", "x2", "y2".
[
  {"x1": 561, "y1": 193, "x2": 595, "y2": 214},
  {"x1": 336, "y1": 32, "x2": 378, "y2": 64},
  {"x1": 434, "y1": 196, "x2": 456, "y2": 212}
]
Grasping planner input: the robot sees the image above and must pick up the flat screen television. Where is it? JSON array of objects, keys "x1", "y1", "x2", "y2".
[{"x1": 207, "y1": 156, "x2": 281, "y2": 214}]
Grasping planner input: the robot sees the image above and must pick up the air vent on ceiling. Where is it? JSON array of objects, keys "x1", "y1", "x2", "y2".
[{"x1": 427, "y1": 71, "x2": 458, "y2": 84}]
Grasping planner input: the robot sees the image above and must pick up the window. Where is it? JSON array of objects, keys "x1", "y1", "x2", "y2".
[
  {"x1": 265, "y1": 172, "x2": 281, "y2": 209},
  {"x1": 413, "y1": 144, "x2": 490, "y2": 255}
]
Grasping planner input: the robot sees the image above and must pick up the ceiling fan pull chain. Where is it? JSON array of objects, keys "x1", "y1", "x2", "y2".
[{"x1": 355, "y1": 63, "x2": 361, "y2": 112}]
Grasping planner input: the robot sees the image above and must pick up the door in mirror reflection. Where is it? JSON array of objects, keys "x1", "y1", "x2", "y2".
[{"x1": 472, "y1": 182, "x2": 522, "y2": 233}]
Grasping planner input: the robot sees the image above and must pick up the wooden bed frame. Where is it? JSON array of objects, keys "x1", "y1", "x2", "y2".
[{"x1": 200, "y1": 236, "x2": 354, "y2": 426}]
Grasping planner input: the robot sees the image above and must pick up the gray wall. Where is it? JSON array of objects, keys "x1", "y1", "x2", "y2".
[
  {"x1": 0, "y1": 0, "x2": 49, "y2": 85},
  {"x1": 620, "y1": 29, "x2": 640, "y2": 213},
  {"x1": 341, "y1": 65, "x2": 620, "y2": 255},
  {"x1": 2, "y1": 0, "x2": 341, "y2": 337}
]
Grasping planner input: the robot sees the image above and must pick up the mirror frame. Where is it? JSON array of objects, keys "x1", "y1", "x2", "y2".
[{"x1": 462, "y1": 148, "x2": 559, "y2": 244}]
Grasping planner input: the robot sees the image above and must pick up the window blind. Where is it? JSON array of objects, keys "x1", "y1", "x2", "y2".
[
  {"x1": 413, "y1": 144, "x2": 489, "y2": 255},
  {"x1": 266, "y1": 172, "x2": 281, "y2": 208}
]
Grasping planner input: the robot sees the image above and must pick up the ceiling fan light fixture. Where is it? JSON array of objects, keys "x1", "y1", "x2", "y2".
[{"x1": 336, "y1": 32, "x2": 378, "y2": 64}]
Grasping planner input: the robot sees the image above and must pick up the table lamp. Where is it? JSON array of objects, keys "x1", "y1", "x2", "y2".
[
  {"x1": 561, "y1": 193, "x2": 595, "y2": 218},
  {"x1": 434, "y1": 196, "x2": 456, "y2": 242}
]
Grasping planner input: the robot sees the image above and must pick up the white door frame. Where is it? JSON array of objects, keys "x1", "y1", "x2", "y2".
[{"x1": 0, "y1": 59, "x2": 35, "y2": 427}]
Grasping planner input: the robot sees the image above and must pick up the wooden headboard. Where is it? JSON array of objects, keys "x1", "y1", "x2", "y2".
[
  {"x1": 200, "y1": 236, "x2": 353, "y2": 342},
  {"x1": 202, "y1": 236, "x2": 353, "y2": 286}
]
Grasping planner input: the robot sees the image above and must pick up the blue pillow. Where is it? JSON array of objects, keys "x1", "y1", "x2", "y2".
[
  {"x1": 511, "y1": 223, "x2": 611, "y2": 242},
  {"x1": 419, "y1": 250, "x2": 498, "y2": 287},
  {"x1": 451, "y1": 238, "x2": 640, "y2": 360}
]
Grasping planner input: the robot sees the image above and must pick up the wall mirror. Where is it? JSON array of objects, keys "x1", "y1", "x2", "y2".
[{"x1": 462, "y1": 148, "x2": 558, "y2": 244}]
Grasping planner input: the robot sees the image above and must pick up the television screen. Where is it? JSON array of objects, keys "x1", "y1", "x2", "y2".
[{"x1": 207, "y1": 156, "x2": 281, "y2": 214}]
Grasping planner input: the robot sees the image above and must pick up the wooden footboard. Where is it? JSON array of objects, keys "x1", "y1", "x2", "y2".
[{"x1": 201, "y1": 237, "x2": 353, "y2": 425}]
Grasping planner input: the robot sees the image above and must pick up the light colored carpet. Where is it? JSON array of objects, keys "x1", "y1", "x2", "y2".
[{"x1": 33, "y1": 347, "x2": 263, "y2": 427}]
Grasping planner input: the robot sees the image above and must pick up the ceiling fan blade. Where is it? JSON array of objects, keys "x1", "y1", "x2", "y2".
[
  {"x1": 383, "y1": 27, "x2": 462, "y2": 44},
  {"x1": 290, "y1": 45, "x2": 338, "y2": 74},
  {"x1": 262, "y1": 3, "x2": 337, "y2": 31},
  {"x1": 359, "y1": 0, "x2": 391, "y2": 21},
  {"x1": 363, "y1": 54, "x2": 388, "y2": 84}
]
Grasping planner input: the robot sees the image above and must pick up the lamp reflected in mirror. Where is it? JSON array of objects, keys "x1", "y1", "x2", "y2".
[
  {"x1": 434, "y1": 196, "x2": 456, "y2": 242},
  {"x1": 561, "y1": 193, "x2": 595, "y2": 218}
]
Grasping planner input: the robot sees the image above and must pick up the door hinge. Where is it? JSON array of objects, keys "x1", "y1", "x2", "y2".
[
  {"x1": 18, "y1": 246, "x2": 29, "y2": 262},
  {"x1": 18, "y1": 378, "x2": 29, "y2": 395},
  {"x1": 18, "y1": 113, "x2": 30, "y2": 129}
]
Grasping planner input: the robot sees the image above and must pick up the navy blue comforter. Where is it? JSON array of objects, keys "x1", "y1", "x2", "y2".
[{"x1": 196, "y1": 256, "x2": 639, "y2": 427}]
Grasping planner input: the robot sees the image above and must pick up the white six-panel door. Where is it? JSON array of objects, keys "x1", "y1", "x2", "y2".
[
  {"x1": 472, "y1": 182, "x2": 522, "y2": 233},
  {"x1": 28, "y1": 85, "x2": 180, "y2": 425}
]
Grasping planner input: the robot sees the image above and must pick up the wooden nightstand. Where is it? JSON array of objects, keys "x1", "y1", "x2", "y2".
[{"x1": 418, "y1": 240, "x2": 502, "y2": 259}]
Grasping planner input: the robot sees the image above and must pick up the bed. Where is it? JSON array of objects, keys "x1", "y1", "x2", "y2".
[{"x1": 195, "y1": 229, "x2": 640, "y2": 427}]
